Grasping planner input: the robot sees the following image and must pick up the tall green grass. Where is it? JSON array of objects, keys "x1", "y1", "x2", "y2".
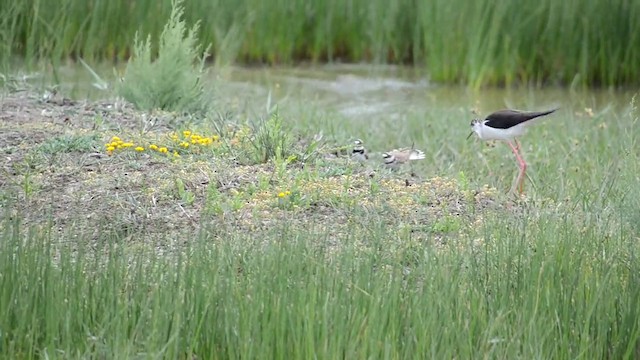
[
  {"x1": 2, "y1": 0, "x2": 639, "y2": 87},
  {"x1": 1, "y1": 201, "x2": 639, "y2": 358}
]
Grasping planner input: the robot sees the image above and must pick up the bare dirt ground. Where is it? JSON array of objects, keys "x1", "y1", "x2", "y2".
[{"x1": 1, "y1": 88, "x2": 503, "y2": 254}]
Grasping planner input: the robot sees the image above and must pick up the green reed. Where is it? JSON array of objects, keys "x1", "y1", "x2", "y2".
[
  {"x1": 1, "y1": 0, "x2": 639, "y2": 87},
  {"x1": 1, "y1": 197, "x2": 639, "y2": 358}
]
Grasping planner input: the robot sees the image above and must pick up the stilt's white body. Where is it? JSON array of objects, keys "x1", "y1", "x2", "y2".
[{"x1": 472, "y1": 120, "x2": 527, "y2": 141}]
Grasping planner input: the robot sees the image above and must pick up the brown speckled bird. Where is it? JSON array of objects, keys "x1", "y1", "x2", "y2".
[{"x1": 382, "y1": 148, "x2": 425, "y2": 169}]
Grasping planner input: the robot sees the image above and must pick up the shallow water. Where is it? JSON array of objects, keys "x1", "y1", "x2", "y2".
[
  {"x1": 217, "y1": 65, "x2": 635, "y2": 121},
  {"x1": 30, "y1": 63, "x2": 636, "y2": 118}
]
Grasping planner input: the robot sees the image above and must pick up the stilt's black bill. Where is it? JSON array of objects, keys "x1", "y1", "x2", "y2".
[{"x1": 466, "y1": 132, "x2": 474, "y2": 140}]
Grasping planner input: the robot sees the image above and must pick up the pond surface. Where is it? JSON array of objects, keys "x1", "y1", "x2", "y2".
[{"x1": 42, "y1": 63, "x2": 635, "y2": 121}]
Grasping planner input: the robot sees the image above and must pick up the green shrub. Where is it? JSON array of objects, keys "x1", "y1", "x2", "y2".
[{"x1": 117, "y1": 0, "x2": 210, "y2": 113}]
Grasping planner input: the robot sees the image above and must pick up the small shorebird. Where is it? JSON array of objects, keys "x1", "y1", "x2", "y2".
[
  {"x1": 468, "y1": 108, "x2": 558, "y2": 194},
  {"x1": 382, "y1": 147, "x2": 426, "y2": 169},
  {"x1": 351, "y1": 139, "x2": 369, "y2": 161}
]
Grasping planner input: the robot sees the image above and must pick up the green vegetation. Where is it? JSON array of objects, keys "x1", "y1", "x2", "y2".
[
  {"x1": 1, "y1": 1, "x2": 640, "y2": 356},
  {"x1": 117, "y1": 0, "x2": 210, "y2": 113},
  {"x1": 1, "y1": 202, "x2": 639, "y2": 358},
  {"x1": 247, "y1": 111, "x2": 296, "y2": 164},
  {"x1": 37, "y1": 134, "x2": 101, "y2": 154},
  {"x1": 2, "y1": 0, "x2": 640, "y2": 87}
]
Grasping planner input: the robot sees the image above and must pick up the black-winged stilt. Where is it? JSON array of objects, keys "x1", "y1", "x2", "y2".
[{"x1": 468, "y1": 108, "x2": 558, "y2": 194}]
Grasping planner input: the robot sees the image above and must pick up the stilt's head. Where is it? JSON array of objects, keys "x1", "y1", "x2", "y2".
[{"x1": 467, "y1": 119, "x2": 482, "y2": 139}]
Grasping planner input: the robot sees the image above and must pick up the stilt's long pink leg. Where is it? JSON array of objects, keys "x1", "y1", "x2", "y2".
[{"x1": 507, "y1": 141, "x2": 527, "y2": 194}]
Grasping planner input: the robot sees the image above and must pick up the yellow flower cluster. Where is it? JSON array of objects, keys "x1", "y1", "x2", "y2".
[
  {"x1": 277, "y1": 190, "x2": 292, "y2": 198},
  {"x1": 105, "y1": 130, "x2": 223, "y2": 158},
  {"x1": 104, "y1": 136, "x2": 175, "y2": 157},
  {"x1": 105, "y1": 136, "x2": 136, "y2": 154},
  {"x1": 105, "y1": 136, "x2": 133, "y2": 152},
  {"x1": 171, "y1": 130, "x2": 220, "y2": 149},
  {"x1": 170, "y1": 130, "x2": 220, "y2": 150}
]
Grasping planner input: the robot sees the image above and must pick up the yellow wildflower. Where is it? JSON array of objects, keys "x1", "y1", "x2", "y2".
[
  {"x1": 173, "y1": 151, "x2": 180, "y2": 157},
  {"x1": 180, "y1": 142, "x2": 190, "y2": 148},
  {"x1": 191, "y1": 139, "x2": 198, "y2": 145},
  {"x1": 183, "y1": 130, "x2": 191, "y2": 137},
  {"x1": 106, "y1": 146, "x2": 115, "y2": 152},
  {"x1": 149, "y1": 144, "x2": 158, "y2": 151},
  {"x1": 135, "y1": 146, "x2": 144, "y2": 152},
  {"x1": 285, "y1": 191, "x2": 291, "y2": 196},
  {"x1": 170, "y1": 134, "x2": 179, "y2": 141},
  {"x1": 159, "y1": 147, "x2": 168, "y2": 153},
  {"x1": 111, "y1": 136, "x2": 121, "y2": 142},
  {"x1": 191, "y1": 134, "x2": 201, "y2": 141},
  {"x1": 278, "y1": 192, "x2": 286, "y2": 198},
  {"x1": 122, "y1": 142, "x2": 134, "y2": 148}
]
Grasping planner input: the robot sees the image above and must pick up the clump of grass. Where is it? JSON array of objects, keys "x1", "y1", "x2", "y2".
[
  {"x1": 37, "y1": 134, "x2": 101, "y2": 154},
  {"x1": 116, "y1": 0, "x2": 210, "y2": 113},
  {"x1": 246, "y1": 111, "x2": 294, "y2": 164}
]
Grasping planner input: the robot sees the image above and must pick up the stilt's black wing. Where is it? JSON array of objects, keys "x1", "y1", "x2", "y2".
[{"x1": 485, "y1": 108, "x2": 558, "y2": 129}]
